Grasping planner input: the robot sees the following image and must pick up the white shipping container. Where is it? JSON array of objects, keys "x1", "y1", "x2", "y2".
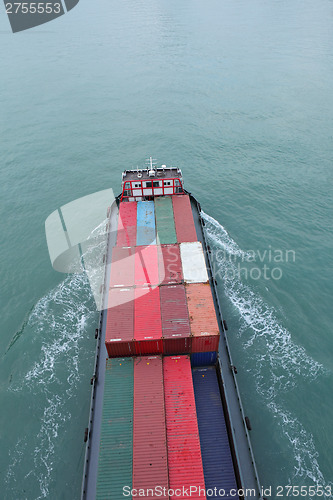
[{"x1": 180, "y1": 242, "x2": 209, "y2": 283}]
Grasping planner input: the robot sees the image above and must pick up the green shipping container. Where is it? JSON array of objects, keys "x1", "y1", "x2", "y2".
[
  {"x1": 154, "y1": 196, "x2": 177, "y2": 244},
  {"x1": 96, "y1": 357, "x2": 134, "y2": 500}
]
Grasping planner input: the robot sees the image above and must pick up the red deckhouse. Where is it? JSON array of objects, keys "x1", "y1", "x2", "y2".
[{"x1": 121, "y1": 158, "x2": 185, "y2": 201}]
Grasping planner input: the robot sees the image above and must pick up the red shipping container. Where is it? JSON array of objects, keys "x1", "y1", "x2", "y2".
[
  {"x1": 172, "y1": 195, "x2": 197, "y2": 243},
  {"x1": 105, "y1": 288, "x2": 135, "y2": 357},
  {"x1": 186, "y1": 283, "x2": 220, "y2": 353},
  {"x1": 135, "y1": 245, "x2": 160, "y2": 287},
  {"x1": 158, "y1": 244, "x2": 183, "y2": 285},
  {"x1": 133, "y1": 356, "x2": 169, "y2": 498},
  {"x1": 134, "y1": 287, "x2": 163, "y2": 355},
  {"x1": 191, "y1": 335, "x2": 219, "y2": 353},
  {"x1": 160, "y1": 284, "x2": 191, "y2": 355},
  {"x1": 109, "y1": 246, "x2": 135, "y2": 288},
  {"x1": 163, "y1": 356, "x2": 206, "y2": 500},
  {"x1": 116, "y1": 201, "x2": 137, "y2": 247}
]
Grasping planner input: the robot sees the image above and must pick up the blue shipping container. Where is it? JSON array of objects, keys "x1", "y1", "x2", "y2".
[
  {"x1": 191, "y1": 351, "x2": 217, "y2": 367},
  {"x1": 192, "y1": 366, "x2": 238, "y2": 499},
  {"x1": 136, "y1": 201, "x2": 156, "y2": 246}
]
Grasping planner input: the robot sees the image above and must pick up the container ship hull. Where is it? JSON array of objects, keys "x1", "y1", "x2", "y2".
[{"x1": 81, "y1": 164, "x2": 262, "y2": 500}]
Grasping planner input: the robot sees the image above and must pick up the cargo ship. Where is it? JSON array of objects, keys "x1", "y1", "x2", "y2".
[{"x1": 80, "y1": 161, "x2": 263, "y2": 500}]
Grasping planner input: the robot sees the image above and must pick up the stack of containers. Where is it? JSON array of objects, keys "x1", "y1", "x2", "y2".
[
  {"x1": 172, "y1": 194, "x2": 197, "y2": 243},
  {"x1": 105, "y1": 288, "x2": 135, "y2": 357},
  {"x1": 160, "y1": 284, "x2": 191, "y2": 354},
  {"x1": 97, "y1": 356, "x2": 212, "y2": 499},
  {"x1": 186, "y1": 283, "x2": 220, "y2": 353},
  {"x1": 134, "y1": 286, "x2": 163, "y2": 355},
  {"x1": 133, "y1": 356, "x2": 169, "y2": 497},
  {"x1": 96, "y1": 358, "x2": 134, "y2": 499},
  {"x1": 98, "y1": 192, "x2": 233, "y2": 498},
  {"x1": 109, "y1": 246, "x2": 135, "y2": 287},
  {"x1": 105, "y1": 246, "x2": 136, "y2": 356},
  {"x1": 180, "y1": 241, "x2": 209, "y2": 284},
  {"x1": 163, "y1": 355, "x2": 207, "y2": 499},
  {"x1": 116, "y1": 201, "x2": 137, "y2": 247},
  {"x1": 135, "y1": 245, "x2": 160, "y2": 287},
  {"x1": 106, "y1": 201, "x2": 161, "y2": 357},
  {"x1": 172, "y1": 195, "x2": 220, "y2": 363},
  {"x1": 106, "y1": 201, "x2": 137, "y2": 355},
  {"x1": 136, "y1": 200, "x2": 156, "y2": 246},
  {"x1": 106, "y1": 194, "x2": 220, "y2": 360},
  {"x1": 155, "y1": 196, "x2": 177, "y2": 244},
  {"x1": 134, "y1": 202, "x2": 163, "y2": 354},
  {"x1": 158, "y1": 244, "x2": 182, "y2": 285},
  {"x1": 192, "y1": 366, "x2": 238, "y2": 500}
]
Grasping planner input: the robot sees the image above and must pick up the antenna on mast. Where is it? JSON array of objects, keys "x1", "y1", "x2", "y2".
[{"x1": 146, "y1": 156, "x2": 157, "y2": 177}]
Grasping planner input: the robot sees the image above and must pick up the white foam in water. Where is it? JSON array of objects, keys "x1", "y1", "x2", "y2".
[
  {"x1": 6, "y1": 272, "x2": 96, "y2": 499},
  {"x1": 268, "y1": 401, "x2": 326, "y2": 485},
  {"x1": 5, "y1": 220, "x2": 107, "y2": 498},
  {"x1": 202, "y1": 211, "x2": 248, "y2": 258},
  {"x1": 202, "y1": 212, "x2": 331, "y2": 489}
]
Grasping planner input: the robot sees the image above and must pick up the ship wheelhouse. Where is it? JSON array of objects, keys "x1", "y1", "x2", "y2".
[{"x1": 120, "y1": 164, "x2": 184, "y2": 201}]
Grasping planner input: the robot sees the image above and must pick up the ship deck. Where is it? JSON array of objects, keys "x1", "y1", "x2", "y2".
[
  {"x1": 80, "y1": 191, "x2": 262, "y2": 500},
  {"x1": 122, "y1": 167, "x2": 181, "y2": 182}
]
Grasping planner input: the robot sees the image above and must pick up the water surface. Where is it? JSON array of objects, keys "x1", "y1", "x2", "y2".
[{"x1": 1, "y1": 0, "x2": 332, "y2": 497}]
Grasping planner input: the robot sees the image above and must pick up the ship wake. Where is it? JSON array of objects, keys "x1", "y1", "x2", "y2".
[
  {"x1": 202, "y1": 211, "x2": 331, "y2": 490},
  {"x1": 5, "y1": 273, "x2": 97, "y2": 500}
]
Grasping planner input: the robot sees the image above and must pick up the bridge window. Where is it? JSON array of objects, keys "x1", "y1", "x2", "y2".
[
  {"x1": 153, "y1": 181, "x2": 160, "y2": 187},
  {"x1": 145, "y1": 181, "x2": 152, "y2": 188}
]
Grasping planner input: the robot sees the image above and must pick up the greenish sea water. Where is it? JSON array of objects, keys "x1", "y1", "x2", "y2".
[{"x1": 1, "y1": 0, "x2": 332, "y2": 498}]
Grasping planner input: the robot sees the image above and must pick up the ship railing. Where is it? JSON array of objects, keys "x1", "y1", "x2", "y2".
[{"x1": 120, "y1": 177, "x2": 184, "y2": 200}]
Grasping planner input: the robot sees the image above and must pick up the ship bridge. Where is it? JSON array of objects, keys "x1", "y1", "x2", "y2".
[{"x1": 121, "y1": 159, "x2": 184, "y2": 201}]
